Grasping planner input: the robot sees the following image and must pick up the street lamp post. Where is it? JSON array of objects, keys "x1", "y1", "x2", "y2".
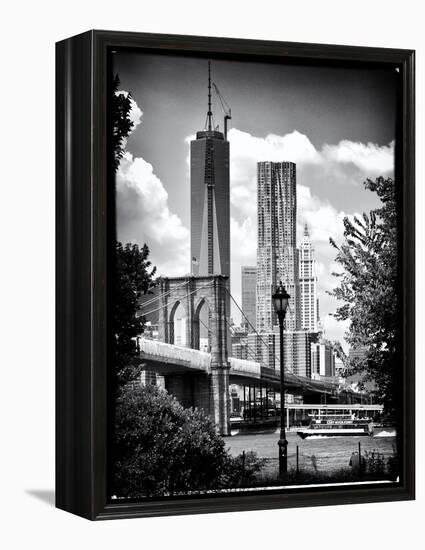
[{"x1": 272, "y1": 281, "x2": 290, "y2": 478}]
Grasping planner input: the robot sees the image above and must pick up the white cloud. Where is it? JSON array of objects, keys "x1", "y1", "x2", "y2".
[
  {"x1": 296, "y1": 184, "x2": 347, "y2": 243},
  {"x1": 228, "y1": 128, "x2": 322, "y2": 226},
  {"x1": 117, "y1": 152, "x2": 189, "y2": 277},
  {"x1": 115, "y1": 95, "x2": 189, "y2": 277},
  {"x1": 322, "y1": 315, "x2": 351, "y2": 354},
  {"x1": 230, "y1": 128, "x2": 322, "y2": 166},
  {"x1": 322, "y1": 140, "x2": 394, "y2": 175},
  {"x1": 230, "y1": 217, "x2": 257, "y2": 313}
]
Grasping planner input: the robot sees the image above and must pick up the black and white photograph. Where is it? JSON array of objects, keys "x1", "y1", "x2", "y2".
[
  {"x1": 1, "y1": 0, "x2": 422, "y2": 542},
  {"x1": 110, "y1": 51, "x2": 402, "y2": 499}
]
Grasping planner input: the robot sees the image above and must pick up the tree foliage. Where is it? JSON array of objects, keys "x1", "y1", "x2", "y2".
[
  {"x1": 112, "y1": 74, "x2": 134, "y2": 172},
  {"x1": 329, "y1": 177, "x2": 398, "y2": 413},
  {"x1": 226, "y1": 451, "x2": 267, "y2": 488},
  {"x1": 113, "y1": 384, "x2": 235, "y2": 497},
  {"x1": 114, "y1": 242, "x2": 157, "y2": 386}
]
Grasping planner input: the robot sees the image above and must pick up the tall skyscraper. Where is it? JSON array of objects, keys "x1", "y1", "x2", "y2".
[
  {"x1": 190, "y1": 63, "x2": 230, "y2": 280},
  {"x1": 311, "y1": 340, "x2": 336, "y2": 378},
  {"x1": 299, "y1": 224, "x2": 319, "y2": 331},
  {"x1": 241, "y1": 266, "x2": 256, "y2": 331},
  {"x1": 256, "y1": 161, "x2": 300, "y2": 333}
]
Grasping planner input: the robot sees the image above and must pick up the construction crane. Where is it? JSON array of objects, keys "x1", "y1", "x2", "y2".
[{"x1": 212, "y1": 82, "x2": 232, "y2": 139}]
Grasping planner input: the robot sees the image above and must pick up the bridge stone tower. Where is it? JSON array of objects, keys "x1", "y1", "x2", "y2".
[{"x1": 158, "y1": 274, "x2": 230, "y2": 435}]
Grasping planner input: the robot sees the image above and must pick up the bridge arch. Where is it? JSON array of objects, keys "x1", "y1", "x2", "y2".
[
  {"x1": 168, "y1": 300, "x2": 187, "y2": 346},
  {"x1": 158, "y1": 275, "x2": 228, "y2": 359},
  {"x1": 193, "y1": 297, "x2": 212, "y2": 351},
  {"x1": 154, "y1": 275, "x2": 231, "y2": 434}
]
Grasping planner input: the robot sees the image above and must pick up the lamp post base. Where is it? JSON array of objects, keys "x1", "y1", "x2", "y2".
[{"x1": 278, "y1": 437, "x2": 288, "y2": 478}]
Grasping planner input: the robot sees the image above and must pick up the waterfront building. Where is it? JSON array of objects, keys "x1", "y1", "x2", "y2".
[
  {"x1": 139, "y1": 323, "x2": 165, "y2": 388},
  {"x1": 334, "y1": 354, "x2": 345, "y2": 376},
  {"x1": 246, "y1": 332, "x2": 267, "y2": 366},
  {"x1": 247, "y1": 330, "x2": 312, "y2": 378},
  {"x1": 256, "y1": 161, "x2": 300, "y2": 333},
  {"x1": 142, "y1": 322, "x2": 159, "y2": 340},
  {"x1": 241, "y1": 266, "x2": 257, "y2": 331},
  {"x1": 230, "y1": 385, "x2": 242, "y2": 414},
  {"x1": 299, "y1": 224, "x2": 319, "y2": 331},
  {"x1": 247, "y1": 332, "x2": 276, "y2": 369},
  {"x1": 231, "y1": 326, "x2": 248, "y2": 360},
  {"x1": 281, "y1": 330, "x2": 312, "y2": 378},
  {"x1": 230, "y1": 325, "x2": 247, "y2": 343},
  {"x1": 231, "y1": 341, "x2": 248, "y2": 360},
  {"x1": 311, "y1": 340, "x2": 336, "y2": 377}
]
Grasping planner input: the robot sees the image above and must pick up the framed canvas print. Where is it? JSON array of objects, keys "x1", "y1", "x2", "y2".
[{"x1": 56, "y1": 30, "x2": 415, "y2": 520}]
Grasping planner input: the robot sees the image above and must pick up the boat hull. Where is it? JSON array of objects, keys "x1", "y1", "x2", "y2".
[{"x1": 297, "y1": 429, "x2": 371, "y2": 439}]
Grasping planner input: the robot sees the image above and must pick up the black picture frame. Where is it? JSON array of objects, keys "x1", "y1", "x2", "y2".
[{"x1": 56, "y1": 30, "x2": 415, "y2": 520}]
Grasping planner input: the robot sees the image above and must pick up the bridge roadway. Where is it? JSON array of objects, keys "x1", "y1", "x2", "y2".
[{"x1": 139, "y1": 338, "x2": 338, "y2": 395}]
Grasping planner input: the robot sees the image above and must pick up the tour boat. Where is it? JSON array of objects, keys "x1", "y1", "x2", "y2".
[{"x1": 296, "y1": 412, "x2": 374, "y2": 439}]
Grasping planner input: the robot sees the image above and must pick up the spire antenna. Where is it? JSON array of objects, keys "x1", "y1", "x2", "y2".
[{"x1": 207, "y1": 61, "x2": 212, "y2": 131}]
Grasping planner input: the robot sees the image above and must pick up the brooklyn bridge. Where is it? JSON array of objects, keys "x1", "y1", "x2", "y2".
[{"x1": 137, "y1": 274, "x2": 372, "y2": 436}]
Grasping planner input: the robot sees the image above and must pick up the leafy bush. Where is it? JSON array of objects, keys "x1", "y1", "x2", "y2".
[
  {"x1": 363, "y1": 449, "x2": 386, "y2": 477},
  {"x1": 113, "y1": 384, "x2": 233, "y2": 498},
  {"x1": 224, "y1": 451, "x2": 267, "y2": 488}
]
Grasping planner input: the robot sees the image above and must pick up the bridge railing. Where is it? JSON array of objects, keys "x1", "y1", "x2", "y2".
[
  {"x1": 140, "y1": 338, "x2": 211, "y2": 371},
  {"x1": 140, "y1": 338, "x2": 340, "y2": 393},
  {"x1": 229, "y1": 357, "x2": 261, "y2": 378}
]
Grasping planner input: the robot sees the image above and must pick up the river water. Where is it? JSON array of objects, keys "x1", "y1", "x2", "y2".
[{"x1": 226, "y1": 428, "x2": 397, "y2": 473}]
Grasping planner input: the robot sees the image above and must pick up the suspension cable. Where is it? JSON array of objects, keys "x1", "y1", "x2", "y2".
[
  {"x1": 138, "y1": 283, "x2": 329, "y2": 392},
  {"x1": 140, "y1": 282, "x2": 215, "y2": 318},
  {"x1": 139, "y1": 279, "x2": 191, "y2": 309},
  {"x1": 225, "y1": 287, "x2": 275, "y2": 357},
  {"x1": 141, "y1": 283, "x2": 328, "y2": 391},
  {"x1": 224, "y1": 319, "x2": 266, "y2": 364},
  {"x1": 225, "y1": 287, "x2": 308, "y2": 386},
  {"x1": 225, "y1": 318, "x2": 300, "y2": 376}
]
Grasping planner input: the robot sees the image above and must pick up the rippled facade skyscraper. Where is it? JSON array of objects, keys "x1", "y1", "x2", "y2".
[{"x1": 256, "y1": 161, "x2": 300, "y2": 333}]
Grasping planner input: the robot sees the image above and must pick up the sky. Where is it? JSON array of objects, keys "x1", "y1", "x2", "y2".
[{"x1": 113, "y1": 52, "x2": 397, "y2": 349}]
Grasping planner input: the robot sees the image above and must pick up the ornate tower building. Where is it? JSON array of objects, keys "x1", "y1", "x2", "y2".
[{"x1": 299, "y1": 224, "x2": 319, "y2": 331}]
